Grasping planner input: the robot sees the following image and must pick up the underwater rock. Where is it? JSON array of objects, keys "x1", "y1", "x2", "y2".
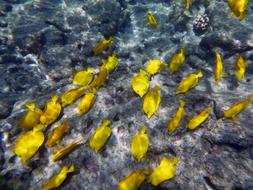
[{"x1": 0, "y1": 0, "x2": 253, "y2": 190}]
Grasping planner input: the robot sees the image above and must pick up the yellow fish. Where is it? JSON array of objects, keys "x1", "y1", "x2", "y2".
[
  {"x1": 117, "y1": 171, "x2": 146, "y2": 190},
  {"x1": 40, "y1": 96, "x2": 62, "y2": 127},
  {"x1": 146, "y1": 12, "x2": 158, "y2": 28},
  {"x1": 52, "y1": 140, "x2": 81, "y2": 162},
  {"x1": 14, "y1": 125, "x2": 45, "y2": 161},
  {"x1": 143, "y1": 85, "x2": 161, "y2": 118},
  {"x1": 72, "y1": 68, "x2": 93, "y2": 86},
  {"x1": 131, "y1": 69, "x2": 150, "y2": 98},
  {"x1": 89, "y1": 120, "x2": 111, "y2": 153},
  {"x1": 46, "y1": 118, "x2": 70, "y2": 147},
  {"x1": 61, "y1": 86, "x2": 88, "y2": 107},
  {"x1": 185, "y1": 0, "x2": 190, "y2": 10},
  {"x1": 186, "y1": 107, "x2": 212, "y2": 130},
  {"x1": 90, "y1": 65, "x2": 108, "y2": 89},
  {"x1": 228, "y1": 0, "x2": 249, "y2": 21},
  {"x1": 102, "y1": 53, "x2": 119, "y2": 74},
  {"x1": 176, "y1": 71, "x2": 203, "y2": 95},
  {"x1": 131, "y1": 127, "x2": 149, "y2": 162},
  {"x1": 19, "y1": 103, "x2": 42, "y2": 130},
  {"x1": 93, "y1": 37, "x2": 113, "y2": 55},
  {"x1": 146, "y1": 60, "x2": 166, "y2": 76},
  {"x1": 78, "y1": 88, "x2": 96, "y2": 116},
  {"x1": 169, "y1": 48, "x2": 186, "y2": 74},
  {"x1": 148, "y1": 157, "x2": 178, "y2": 186},
  {"x1": 213, "y1": 49, "x2": 223, "y2": 85},
  {"x1": 235, "y1": 55, "x2": 247, "y2": 81},
  {"x1": 167, "y1": 100, "x2": 185, "y2": 134},
  {"x1": 43, "y1": 164, "x2": 74, "y2": 190},
  {"x1": 223, "y1": 94, "x2": 253, "y2": 123}
]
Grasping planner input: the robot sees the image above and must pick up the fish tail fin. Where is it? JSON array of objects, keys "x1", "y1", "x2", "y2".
[
  {"x1": 179, "y1": 99, "x2": 185, "y2": 107},
  {"x1": 87, "y1": 67, "x2": 93, "y2": 73},
  {"x1": 109, "y1": 37, "x2": 113, "y2": 42},
  {"x1": 33, "y1": 124, "x2": 45, "y2": 132},
  {"x1": 102, "y1": 120, "x2": 111, "y2": 127},
  {"x1": 160, "y1": 63, "x2": 167, "y2": 70},
  {"x1": 170, "y1": 157, "x2": 179, "y2": 165},
  {"x1": 196, "y1": 70, "x2": 203, "y2": 78},
  {"x1": 206, "y1": 107, "x2": 212, "y2": 113},
  {"x1": 64, "y1": 118, "x2": 70, "y2": 130},
  {"x1": 239, "y1": 12, "x2": 247, "y2": 21},
  {"x1": 139, "y1": 69, "x2": 148, "y2": 76},
  {"x1": 247, "y1": 94, "x2": 253, "y2": 101},
  {"x1": 67, "y1": 164, "x2": 75, "y2": 173},
  {"x1": 153, "y1": 85, "x2": 160, "y2": 92},
  {"x1": 52, "y1": 95, "x2": 59, "y2": 103},
  {"x1": 26, "y1": 103, "x2": 35, "y2": 111},
  {"x1": 231, "y1": 11, "x2": 236, "y2": 18},
  {"x1": 181, "y1": 47, "x2": 186, "y2": 54},
  {"x1": 140, "y1": 127, "x2": 147, "y2": 134}
]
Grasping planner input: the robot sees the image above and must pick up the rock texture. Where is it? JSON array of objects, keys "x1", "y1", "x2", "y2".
[{"x1": 0, "y1": 0, "x2": 253, "y2": 190}]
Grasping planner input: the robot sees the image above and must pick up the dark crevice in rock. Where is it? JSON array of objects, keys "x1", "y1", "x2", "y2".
[{"x1": 203, "y1": 176, "x2": 219, "y2": 190}]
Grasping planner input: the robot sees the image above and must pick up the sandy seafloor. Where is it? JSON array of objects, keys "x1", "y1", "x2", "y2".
[{"x1": 0, "y1": 0, "x2": 253, "y2": 189}]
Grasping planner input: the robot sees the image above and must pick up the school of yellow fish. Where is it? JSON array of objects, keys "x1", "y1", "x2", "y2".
[{"x1": 13, "y1": 1, "x2": 251, "y2": 189}]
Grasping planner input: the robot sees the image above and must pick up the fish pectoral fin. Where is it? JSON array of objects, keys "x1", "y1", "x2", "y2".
[{"x1": 232, "y1": 116, "x2": 240, "y2": 124}]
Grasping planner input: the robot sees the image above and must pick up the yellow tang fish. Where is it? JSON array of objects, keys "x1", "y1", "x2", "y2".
[
  {"x1": 72, "y1": 68, "x2": 93, "y2": 86},
  {"x1": 52, "y1": 140, "x2": 81, "y2": 162},
  {"x1": 78, "y1": 88, "x2": 96, "y2": 116},
  {"x1": 46, "y1": 118, "x2": 70, "y2": 147},
  {"x1": 185, "y1": 0, "x2": 190, "y2": 10},
  {"x1": 89, "y1": 120, "x2": 111, "y2": 153},
  {"x1": 223, "y1": 94, "x2": 253, "y2": 123},
  {"x1": 228, "y1": 0, "x2": 249, "y2": 21},
  {"x1": 146, "y1": 12, "x2": 158, "y2": 28},
  {"x1": 143, "y1": 85, "x2": 161, "y2": 119},
  {"x1": 213, "y1": 49, "x2": 223, "y2": 85},
  {"x1": 102, "y1": 53, "x2": 119, "y2": 74},
  {"x1": 90, "y1": 65, "x2": 108, "y2": 89},
  {"x1": 14, "y1": 124, "x2": 45, "y2": 161},
  {"x1": 131, "y1": 127, "x2": 149, "y2": 162},
  {"x1": 176, "y1": 71, "x2": 203, "y2": 95},
  {"x1": 19, "y1": 103, "x2": 42, "y2": 130},
  {"x1": 116, "y1": 171, "x2": 146, "y2": 190},
  {"x1": 61, "y1": 86, "x2": 88, "y2": 107},
  {"x1": 40, "y1": 96, "x2": 62, "y2": 127},
  {"x1": 148, "y1": 157, "x2": 178, "y2": 186},
  {"x1": 235, "y1": 55, "x2": 247, "y2": 81},
  {"x1": 146, "y1": 60, "x2": 166, "y2": 76},
  {"x1": 167, "y1": 100, "x2": 185, "y2": 134},
  {"x1": 93, "y1": 37, "x2": 113, "y2": 55},
  {"x1": 131, "y1": 69, "x2": 150, "y2": 98},
  {"x1": 186, "y1": 107, "x2": 212, "y2": 130},
  {"x1": 168, "y1": 48, "x2": 186, "y2": 74},
  {"x1": 43, "y1": 164, "x2": 74, "y2": 190}
]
